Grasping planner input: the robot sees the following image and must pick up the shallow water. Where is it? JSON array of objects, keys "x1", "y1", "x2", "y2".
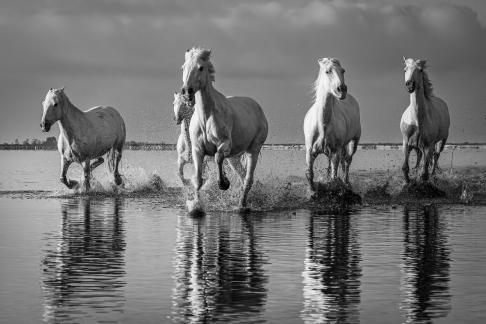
[
  {"x1": 1, "y1": 198, "x2": 486, "y2": 323},
  {"x1": 0, "y1": 149, "x2": 486, "y2": 323}
]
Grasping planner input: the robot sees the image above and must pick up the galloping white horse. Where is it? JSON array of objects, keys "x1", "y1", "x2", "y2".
[
  {"x1": 40, "y1": 88, "x2": 126, "y2": 190},
  {"x1": 180, "y1": 47, "x2": 268, "y2": 210},
  {"x1": 173, "y1": 92, "x2": 195, "y2": 186},
  {"x1": 401, "y1": 58, "x2": 450, "y2": 182},
  {"x1": 304, "y1": 58, "x2": 361, "y2": 195}
]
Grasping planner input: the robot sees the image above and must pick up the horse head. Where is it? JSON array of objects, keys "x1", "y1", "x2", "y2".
[
  {"x1": 173, "y1": 92, "x2": 194, "y2": 125},
  {"x1": 41, "y1": 87, "x2": 65, "y2": 132},
  {"x1": 403, "y1": 57, "x2": 427, "y2": 94},
  {"x1": 180, "y1": 47, "x2": 215, "y2": 102},
  {"x1": 318, "y1": 57, "x2": 347, "y2": 100}
]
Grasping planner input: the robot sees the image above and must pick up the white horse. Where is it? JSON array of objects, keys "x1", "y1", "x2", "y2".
[
  {"x1": 401, "y1": 58, "x2": 450, "y2": 183},
  {"x1": 40, "y1": 88, "x2": 126, "y2": 190},
  {"x1": 173, "y1": 92, "x2": 195, "y2": 186},
  {"x1": 304, "y1": 58, "x2": 361, "y2": 196},
  {"x1": 180, "y1": 47, "x2": 268, "y2": 210}
]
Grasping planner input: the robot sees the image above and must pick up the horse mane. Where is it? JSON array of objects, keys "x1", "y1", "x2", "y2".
[
  {"x1": 312, "y1": 58, "x2": 342, "y2": 104},
  {"x1": 187, "y1": 47, "x2": 216, "y2": 82},
  {"x1": 421, "y1": 69, "x2": 434, "y2": 99}
]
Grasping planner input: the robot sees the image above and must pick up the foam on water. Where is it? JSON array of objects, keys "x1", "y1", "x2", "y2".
[{"x1": 1, "y1": 160, "x2": 485, "y2": 211}]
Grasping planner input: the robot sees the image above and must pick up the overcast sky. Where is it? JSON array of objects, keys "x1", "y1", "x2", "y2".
[{"x1": 0, "y1": 0, "x2": 485, "y2": 144}]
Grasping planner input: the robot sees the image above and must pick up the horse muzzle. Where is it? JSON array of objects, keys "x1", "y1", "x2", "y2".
[
  {"x1": 336, "y1": 84, "x2": 347, "y2": 100},
  {"x1": 406, "y1": 81, "x2": 415, "y2": 93},
  {"x1": 40, "y1": 121, "x2": 51, "y2": 132}
]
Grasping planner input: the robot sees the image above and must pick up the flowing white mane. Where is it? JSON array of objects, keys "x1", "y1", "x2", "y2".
[
  {"x1": 185, "y1": 47, "x2": 216, "y2": 82},
  {"x1": 312, "y1": 57, "x2": 342, "y2": 103}
]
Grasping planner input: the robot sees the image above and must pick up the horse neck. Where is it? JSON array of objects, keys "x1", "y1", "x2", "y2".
[
  {"x1": 410, "y1": 86, "x2": 427, "y2": 129},
  {"x1": 315, "y1": 88, "x2": 335, "y2": 127},
  {"x1": 58, "y1": 98, "x2": 87, "y2": 142},
  {"x1": 195, "y1": 82, "x2": 220, "y2": 122}
]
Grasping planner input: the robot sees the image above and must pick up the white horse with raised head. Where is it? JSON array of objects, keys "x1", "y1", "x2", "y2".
[
  {"x1": 180, "y1": 47, "x2": 268, "y2": 211},
  {"x1": 40, "y1": 88, "x2": 126, "y2": 191},
  {"x1": 304, "y1": 58, "x2": 361, "y2": 196},
  {"x1": 173, "y1": 92, "x2": 195, "y2": 186},
  {"x1": 401, "y1": 58, "x2": 450, "y2": 183}
]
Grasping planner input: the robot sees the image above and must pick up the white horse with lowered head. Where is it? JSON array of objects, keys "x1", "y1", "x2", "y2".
[
  {"x1": 180, "y1": 47, "x2": 268, "y2": 211},
  {"x1": 401, "y1": 58, "x2": 450, "y2": 183},
  {"x1": 304, "y1": 58, "x2": 361, "y2": 196},
  {"x1": 40, "y1": 88, "x2": 126, "y2": 191}
]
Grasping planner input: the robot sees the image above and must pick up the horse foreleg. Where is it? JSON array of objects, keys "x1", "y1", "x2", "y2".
[
  {"x1": 413, "y1": 147, "x2": 422, "y2": 170},
  {"x1": 421, "y1": 146, "x2": 433, "y2": 182},
  {"x1": 330, "y1": 149, "x2": 341, "y2": 180},
  {"x1": 192, "y1": 149, "x2": 205, "y2": 203},
  {"x1": 305, "y1": 149, "x2": 316, "y2": 193},
  {"x1": 114, "y1": 148, "x2": 123, "y2": 186},
  {"x1": 239, "y1": 151, "x2": 259, "y2": 209},
  {"x1": 83, "y1": 160, "x2": 91, "y2": 191},
  {"x1": 60, "y1": 157, "x2": 77, "y2": 189},
  {"x1": 215, "y1": 142, "x2": 231, "y2": 191},
  {"x1": 402, "y1": 140, "x2": 411, "y2": 183}
]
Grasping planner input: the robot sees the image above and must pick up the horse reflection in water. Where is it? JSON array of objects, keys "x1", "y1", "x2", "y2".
[
  {"x1": 171, "y1": 214, "x2": 268, "y2": 323},
  {"x1": 400, "y1": 205, "x2": 451, "y2": 323},
  {"x1": 301, "y1": 213, "x2": 362, "y2": 323},
  {"x1": 40, "y1": 198, "x2": 126, "y2": 323}
]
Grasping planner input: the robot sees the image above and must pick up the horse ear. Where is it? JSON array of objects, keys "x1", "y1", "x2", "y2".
[
  {"x1": 403, "y1": 56, "x2": 407, "y2": 64},
  {"x1": 318, "y1": 58, "x2": 325, "y2": 65},
  {"x1": 174, "y1": 92, "x2": 178, "y2": 99},
  {"x1": 60, "y1": 87, "x2": 65, "y2": 92}
]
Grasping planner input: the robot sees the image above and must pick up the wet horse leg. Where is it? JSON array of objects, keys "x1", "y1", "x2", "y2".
[
  {"x1": 421, "y1": 146, "x2": 433, "y2": 182},
  {"x1": 228, "y1": 154, "x2": 246, "y2": 184},
  {"x1": 305, "y1": 149, "x2": 316, "y2": 193},
  {"x1": 60, "y1": 157, "x2": 77, "y2": 189},
  {"x1": 90, "y1": 157, "x2": 104, "y2": 172},
  {"x1": 114, "y1": 147, "x2": 123, "y2": 186},
  {"x1": 330, "y1": 148, "x2": 341, "y2": 180},
  {"x1": 215, "y1": 142, "x2": 231, "y2": 191},
  {"x1": 83, "y1": 160, "x2": 91, "y2": 191},
  {"x1": 192, "y1": 149, "x2": 205, "y2": 203},
  {"x1": 239, "y1": 151, "x2": 259, "y2": 209},
  {"x1": 402, "y1": 139, "x2": 411, "y2": 183}
]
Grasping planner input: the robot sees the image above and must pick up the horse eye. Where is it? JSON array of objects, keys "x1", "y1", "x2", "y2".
[{"x1": 198, "y1": 66, "x2": 204, "y2": 71}]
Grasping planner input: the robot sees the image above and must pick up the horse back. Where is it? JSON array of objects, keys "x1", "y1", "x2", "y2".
[{"x1": 84, "y1": 106, "x2": 126, "y2": 141}]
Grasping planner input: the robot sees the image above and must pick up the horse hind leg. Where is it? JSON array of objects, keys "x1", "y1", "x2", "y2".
[
  {"x1": 113, "y1": 147, "x2": 123, "y2": 186},
  {"x1": 178, "y1": 156, "x2": 191, "y2": 186},
  {"x1": 215, "y1": 142, "x2": 231, "y2": 191},
  {"x1": 90, "y1": 157, "x2": 104, "y2": 172},
  {"x1": 228, "y1": 155, "x2": 246, "y2": 185},
  {"x1": 239, "y1": 151, "x2": 259, "y2": 209}
]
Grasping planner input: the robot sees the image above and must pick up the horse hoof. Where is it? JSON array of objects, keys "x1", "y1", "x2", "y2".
[
  {"x1": 219, "y1": 178, "x2": 230, "y2": 191},
  {"x1": 66, "y1": 180, "x2": 78, "y2": 189},
  {"x1": 115, "y1": 176, "x2": 123, "y2": 186},
  {"x1": 236, "y1": 206, "x2": 251, "y2": 214}
]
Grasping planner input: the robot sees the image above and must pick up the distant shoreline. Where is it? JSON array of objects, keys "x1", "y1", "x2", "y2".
[{"x1": 1, "y1": 143, "x2": 486, "y2": 151}]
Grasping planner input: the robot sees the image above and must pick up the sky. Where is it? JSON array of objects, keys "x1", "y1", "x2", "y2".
[{"x1": 0, "y1": 0, "x2": 485, "y2": 144}]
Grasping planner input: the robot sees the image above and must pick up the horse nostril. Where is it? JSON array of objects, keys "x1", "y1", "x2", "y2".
[
  {"x1": 188, "y1": 88, "x2": 194, "y2": 95},
  {"x1": 181, "y1": 88, "x2": 186, "y2": 95}
]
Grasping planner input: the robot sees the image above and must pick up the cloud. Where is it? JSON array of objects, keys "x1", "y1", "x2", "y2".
[{"x1": 0, "y1": 0, "x2": 485, "y2": 143}]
